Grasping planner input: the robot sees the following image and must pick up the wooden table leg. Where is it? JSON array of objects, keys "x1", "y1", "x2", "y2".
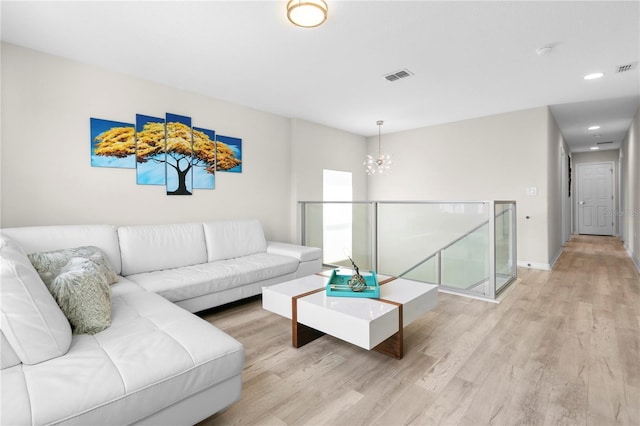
[
  {"x1": 373, "y1": 302, "x2": 403, "y2": 359},
  {"x1": 291, "y1": 289, "x2": 325, "y2": 348}
]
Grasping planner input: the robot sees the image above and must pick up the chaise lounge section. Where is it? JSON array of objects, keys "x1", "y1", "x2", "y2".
[{"x1": 0, "y1": 219, "x2": 321, "y2": 425}]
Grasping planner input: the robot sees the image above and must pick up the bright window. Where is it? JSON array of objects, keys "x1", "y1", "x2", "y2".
[{"x1": 322, "y1": 170, "x2": 352, "y2": 264}]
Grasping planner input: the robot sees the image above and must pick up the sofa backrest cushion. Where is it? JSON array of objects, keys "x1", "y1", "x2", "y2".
[
  {"x1": 118, "y1": 223, "x2": 208, "y2": 276},
  {"x1": 1, "y1": 225, "x2": 122, "y2": 275},
  {"x1": 0, "y1": 236, "x2": 72, "y2": 365},
  {"x1": 203, "y1": 219, "x2": 267, "y2": 262}
]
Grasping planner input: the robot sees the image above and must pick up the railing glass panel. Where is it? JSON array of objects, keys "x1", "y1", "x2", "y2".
[
  {"x1": 495, "y1": 201, "x2": 517, "y2": 293},
  {"x1": 302, "y1": 202, "x2": 373, "y2": 271}
]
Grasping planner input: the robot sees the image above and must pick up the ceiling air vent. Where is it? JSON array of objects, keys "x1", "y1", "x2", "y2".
[
  {"x1": 597, "y1": 141, "x2": 614, "y2": 145},
  {"x1": 384, "y1": 68, "x2": 413, "y2": 82},
  {"x1": 616, "y1": 62, "x2": 638, "y2": 73}
]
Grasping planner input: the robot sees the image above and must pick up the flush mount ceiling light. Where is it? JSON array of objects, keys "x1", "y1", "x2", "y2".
[
  {"x1": 590, "y1": 146, "x2": 600, "y2": 150},
  {"x1": 584, "y1": 72, "x2": 604, "y2": 80},
  {"x1": 364, "y1": 120, "x2": 392, "y2": 175},
  {"x1": 588, "y1": 125, "x2": 601, "y2": 130},
  {"x1": 287, "y1": 0, "x2": 328, "y2": 28}
]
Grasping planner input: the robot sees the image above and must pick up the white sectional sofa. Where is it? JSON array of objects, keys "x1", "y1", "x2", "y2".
[{"x1": 0, "y1": 219, "x2": 322, "y2": 425}]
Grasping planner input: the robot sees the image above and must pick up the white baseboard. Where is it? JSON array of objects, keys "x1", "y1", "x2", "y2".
[
  {"x1": 516, "y1": 248, "x2": 562, "y2": 271},
  {"x1": 517, "y1": 260, "x2": 552, "y2": 270},
  {"x1": 626, "y1": 247, "x2": 640, "y2": 273}
]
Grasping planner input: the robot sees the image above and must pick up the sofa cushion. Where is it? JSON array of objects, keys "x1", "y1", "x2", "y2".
[
  {"x1": 203, "y1": 219, "x2": 267, "y2": 262},
  {"x1": 118, "y1": 223, "x2": 208, "y2": 276},
  {"x1": 267, "y1": 241, "x2": 323, "y2": 262},
  {"x1": 126, "y1": 252, "x2": 298, "y2": 303},
  {"x1": 0, "y1": 331, "x2": 21, "y2": 369},
  {"x1": 28, "y1": 246, "x2": 119, "y2": 287},
  {"x1": 49, "y1": 258, "x2": 112, "y2": 335},
  {"x1": 0, "y1": 279, "x2": 245, "y2": 425},
  {"x1": 0, "y1": 236, "x2": 72, "y2": 365},
  {"x1": 1, "y1": 225, "x2": 122, "y2": 275}
]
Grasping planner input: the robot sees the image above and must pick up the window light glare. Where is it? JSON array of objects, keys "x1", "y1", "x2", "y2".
[
  {"x1": 588, "y1": 125, "x2": 600, "y2": 130},
  {"x1": 584, "y1": 72, "x2": 604, "y2": 80}
]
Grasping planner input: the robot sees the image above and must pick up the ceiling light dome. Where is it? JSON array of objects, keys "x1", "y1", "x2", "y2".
[{"x1": 287, "y1": 0, "x2": 328, "y2": 28}]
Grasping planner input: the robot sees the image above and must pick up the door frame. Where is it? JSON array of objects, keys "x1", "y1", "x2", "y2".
[{"x1": 575, "y1": 161, "x2": 615, "y2": 236}]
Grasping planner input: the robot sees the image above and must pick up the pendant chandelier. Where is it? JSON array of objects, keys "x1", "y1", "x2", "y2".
[{"x1": 364, "y1": 120, "x2": 392, "y2": 175}]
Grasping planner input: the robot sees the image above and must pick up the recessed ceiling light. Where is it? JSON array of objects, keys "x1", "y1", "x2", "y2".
[
  {"x1": 590, "y1": 146, "x2": 600, "y2": 150},
  {"x1": 588, "y1": 125, "x2": 600, "y2": 130},
  {"x1": 584, "y1": 72, "x2": 604, "y2": 80}
]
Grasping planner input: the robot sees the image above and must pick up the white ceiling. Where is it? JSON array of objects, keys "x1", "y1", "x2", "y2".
[{"x1": 2, "y1": 1, "x2": 639, "y2": 152}]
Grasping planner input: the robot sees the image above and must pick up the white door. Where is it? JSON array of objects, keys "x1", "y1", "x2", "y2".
[{"x1": 577, "y1": 162, "x2": 614, "y2": 236}]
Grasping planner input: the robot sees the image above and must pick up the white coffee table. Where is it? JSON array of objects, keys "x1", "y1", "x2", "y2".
[{"x1": 262, "y1": 272, "x2": 438, "y2": 359}]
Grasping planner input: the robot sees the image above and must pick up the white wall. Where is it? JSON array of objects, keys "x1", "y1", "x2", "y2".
[
  {"x1": 546, "y1": 109, "x2": 566, "y2": 266},
  {"x1": 366, "y1": 107, "x2": 554, "y2": 267},
  {"x1": 289, "y1": 118, "x2": 367, "y2": 252},
  {"x1": 620, "y1": 105, "x2": 640, "y2": 271},
  {"x1": 0, "y1": 43, "x2": 294, "y2": 241}
]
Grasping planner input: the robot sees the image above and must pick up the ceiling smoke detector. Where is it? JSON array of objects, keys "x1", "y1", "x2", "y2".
[{"x1": 384, "y1": 69, "x2": 413, "y2": 82}]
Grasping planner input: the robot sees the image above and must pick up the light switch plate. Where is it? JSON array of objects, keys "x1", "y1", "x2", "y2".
[{"x1": 526, "y1": 187, "x2": 538, "y2": 196}]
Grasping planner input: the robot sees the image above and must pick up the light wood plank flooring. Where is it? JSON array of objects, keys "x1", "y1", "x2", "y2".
[{"x1": 198, "y1": 235, "x2": 639, "y2": 426}]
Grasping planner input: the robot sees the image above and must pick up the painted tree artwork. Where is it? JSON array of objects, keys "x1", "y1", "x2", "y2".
[
  {"x1": 135, "y1": 114, "x2": 166, "y2": 186},
  {"x1": 216, "y1": 135, "x2": 242, "y2": 173},
  {"x1": 90, "y1": 118, "x2": 135, "y2": 169},
  {"x1": 90, "y1": 113, "x2": 242, "y2": 195},
  {"x1": 165, "y1": 113, "x2": 193, "y2": 195},
  {"x1": 193, "y1": 127, "x2": 216, "y2": 189}
]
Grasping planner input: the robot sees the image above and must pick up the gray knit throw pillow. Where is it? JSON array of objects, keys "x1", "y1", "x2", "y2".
[
  {"x1": 28, "y1": 246, "x2": 119, "y2": 288},
  {"x1": 49, "y1": 257, "x2": 112, "y2": 335}
]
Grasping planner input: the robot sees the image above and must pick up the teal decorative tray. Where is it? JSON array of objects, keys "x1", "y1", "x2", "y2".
[{"x1": 326, "y1": 269, "x2": 380, "y2": 298}]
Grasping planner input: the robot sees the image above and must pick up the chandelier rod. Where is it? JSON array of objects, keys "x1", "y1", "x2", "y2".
[{"x1": 377, "y1": 120, "x2": 383, "y2": 156}]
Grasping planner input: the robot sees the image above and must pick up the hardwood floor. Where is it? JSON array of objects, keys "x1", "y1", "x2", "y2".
[{"x1": 198, "y1": 235, "x2": 639, "y2": 426}]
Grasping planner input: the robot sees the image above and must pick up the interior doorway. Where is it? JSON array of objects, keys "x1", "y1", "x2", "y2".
[{"x1": 576, "y1": 162, "x2": 614, "y2": 236}]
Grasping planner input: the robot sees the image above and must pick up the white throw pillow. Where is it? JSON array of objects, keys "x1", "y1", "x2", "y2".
[{"x1": 0, "y1": 236, "x2": 72, "y2": 365}]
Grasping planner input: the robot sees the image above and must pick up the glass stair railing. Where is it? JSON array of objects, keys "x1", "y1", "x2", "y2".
[{"x1": 299, "y1": 201, "x2": 516, "y2": 301}]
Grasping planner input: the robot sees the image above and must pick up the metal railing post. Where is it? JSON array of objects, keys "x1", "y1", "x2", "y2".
[
  {"x1": 372, "y1": 202, "x2": 378, "y2": 273},
  {"x1": 487, "y1": 202, "x2": 496, "y2": 299},
  {"x1": 300, "y1": 202, "x2": 306, "y2": 245}
]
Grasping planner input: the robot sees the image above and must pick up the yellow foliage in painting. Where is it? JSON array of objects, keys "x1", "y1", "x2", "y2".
[
  {"x1": 93, "y1": 122, "x2": 241, "y2": 173},
  {"x1": 94, "y1": 126, "x2": 136, "y2": 158}
]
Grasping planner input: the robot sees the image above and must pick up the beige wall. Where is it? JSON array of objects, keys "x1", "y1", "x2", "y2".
[
  {"x1": 366, "y1": 107, "x2": 558, "y2": 267},
  {"x1": 289, "y1": 118, "x2": 367, "y2": 244},
  {"x1": 620, "y1": 105, "x2": 640, "y2": 271},
  {"x1": 0, "y1": 44, "x2": 370, "y2": 245},
  {"x1": 546, "y1": 109, "x2": 567, "y2": 265},
  {"x1": 0, "y1": 43, "x2": 296, "y2": 241}
]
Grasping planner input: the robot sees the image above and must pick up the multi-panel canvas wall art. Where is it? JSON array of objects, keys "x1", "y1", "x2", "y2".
[{"x1": 90, "y1": 112, "x2": 242, "y2": 195}]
